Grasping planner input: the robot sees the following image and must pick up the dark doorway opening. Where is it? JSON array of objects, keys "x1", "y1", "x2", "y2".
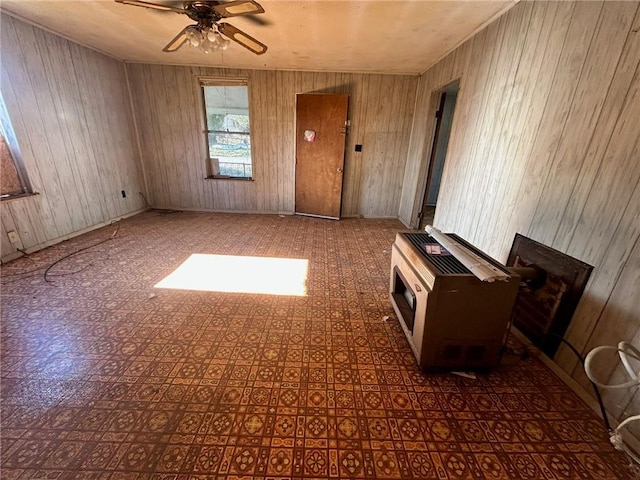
[{"x1": 418, "y1": 80, "x2": 459, "y2": 230}]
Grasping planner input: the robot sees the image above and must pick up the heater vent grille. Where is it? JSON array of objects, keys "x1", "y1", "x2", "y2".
[{"x1": 404, "y1": 233, "x2": 471, "y2": 275}]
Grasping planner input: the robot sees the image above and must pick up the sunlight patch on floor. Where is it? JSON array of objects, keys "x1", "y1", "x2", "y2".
[{"x1": 155, "y1": 254, "x2": 308, "y2": 296}]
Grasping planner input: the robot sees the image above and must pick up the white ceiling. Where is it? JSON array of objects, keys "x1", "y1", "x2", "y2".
[{"x1": 1, "y1": 0, "x2": 516, "y2": 75}]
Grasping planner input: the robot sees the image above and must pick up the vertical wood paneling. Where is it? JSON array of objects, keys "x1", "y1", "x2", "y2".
[
  {"x1": 467, "y1": 4, "x2": 532, "y2": 244},
  {"x1": 434, "y1": 22, "x2": 501, "y2": 231},
  {"x1": 554, "y1": 8, "x2": 640, "y2": 253},
  {"x1": 264, "y1": 70, "x2": 279, "y2": 213},
  {"x1": 2, "y1": 17, "x2": 70, "y2": 238},
  {"x1": 0, "y1": 14, "x2": 145, "y2": 261},
  {"x1": 38, "y1": 32, "x2": 92, "y2": 230},
  {"x1": 529, "y1": 2, "x2": 633, "y2": 246},
  {"x1": 494, "y1": 1, "x2": 576, "y2": 251},
  {"x1": 278, "y1": 70, "x2": 295, "y2": 213},
  {"x1": 486, "y1": 0, "x2": 559, "y2": 249},
  {"x1": 251, "y1": 68, "x2": 267, "y2": 211},
  {"x1": 400, "y1": 0, "x2": 640, "y2": 428},
  {"x1": 554, "y1": 66, "x2": 640, "y2": 375},
  {"x1": 341, "y1": 73, "x2": 365, "y2": 216},
  {"x1": 0, "y1": 219, "x2": 14, "y2": 258},
  {"x1": 127, "y1": 65, "x2": 417, "y2": 217},
  {"x1": 507, "y1": 1, "x2": 602, "y2": 251}
]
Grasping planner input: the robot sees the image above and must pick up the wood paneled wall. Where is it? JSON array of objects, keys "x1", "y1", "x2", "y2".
[
  {"x1": 0, "y1": 14, "x2": 146, "y2": 261},
  {"x1": 400, "y1": 1, "x2": 640, "y2": 422},
  {"x1": 126, "y1": 64, "x2": 417, "y2": 217}
]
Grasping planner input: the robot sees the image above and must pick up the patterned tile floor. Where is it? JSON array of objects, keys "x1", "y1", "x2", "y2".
[{"x1": 0, "y1": 211, "x2": 635, "y2": 479}]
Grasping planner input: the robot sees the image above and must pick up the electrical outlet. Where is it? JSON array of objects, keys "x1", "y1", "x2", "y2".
[{"x1": 7, "y1": 230, "x2": 23, "y2": 250}]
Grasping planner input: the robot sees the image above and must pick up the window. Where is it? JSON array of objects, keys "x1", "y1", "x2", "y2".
[
  {"x1": 0, "y1": 93, "x2": 31, "y2": 199},
  {"x1": 200, "y1": 78, "x2": 253, "y2": 180}
]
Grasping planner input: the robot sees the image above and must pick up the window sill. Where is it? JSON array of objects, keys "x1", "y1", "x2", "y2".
[
  {"x1": 0, "y1": 191, "x2": 39, "y2": 203},
  {"x1": 204, "y1": 176, "x2": 253, "y2": 181}
]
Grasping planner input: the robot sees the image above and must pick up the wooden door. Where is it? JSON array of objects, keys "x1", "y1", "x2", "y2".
[{"x1": 295, "y1": 93, "x2": 348, "y2": 219}]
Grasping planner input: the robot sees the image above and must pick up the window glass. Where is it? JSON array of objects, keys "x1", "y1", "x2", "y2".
[
  {"x1": 0, "y1": 134, "x2": 24, "y2": 197},
  {"x1": 0, "y1": 93, "x2": 31, "y2": 199},
  {"x1": 202, "y1": 84, "x2": 252, "y2": 179}
]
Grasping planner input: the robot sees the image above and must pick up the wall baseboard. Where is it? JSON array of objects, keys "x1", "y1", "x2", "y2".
[
  {"x1": 1, "y1": 208, "x2": 148, "y2": 263},
  {"x1": 510, "y1": 327, "x2": 604, "y2": 415},
  {"x1": 149, "y1": 207, "x2": 404, "y2": 221},
  {"x1": 149, "y1": 206, "x2": 293, "y2": 216}
]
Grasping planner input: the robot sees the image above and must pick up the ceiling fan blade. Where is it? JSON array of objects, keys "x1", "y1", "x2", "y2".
[
  {"x1": 114, "y1": 0, "x2": 184, "y2": 14},
  {"x1": 162, "y1": 25, "x2": 192, "y2": 52},
  {"x1": 213, "y1": 0, "x2": 265, "y2": 18},
  {"x1": 218, "y1": 22, "x2": 267, "y2": 55}
]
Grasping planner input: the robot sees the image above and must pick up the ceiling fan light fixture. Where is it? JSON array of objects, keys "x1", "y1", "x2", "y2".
[
  {"x1": 186, "y1": 25, "x2": 203, "y2": 47},
  {"x1": 185, "y1": 26, "x2": 230, "y2": 54},
  {"x1": 115, "y1": 0, "x2": 267, "y2": 55}
]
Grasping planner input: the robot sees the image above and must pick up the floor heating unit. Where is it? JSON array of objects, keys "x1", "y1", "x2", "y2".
[{"x1": 390, "y1": 229, "x2": 520, "y2": 371}]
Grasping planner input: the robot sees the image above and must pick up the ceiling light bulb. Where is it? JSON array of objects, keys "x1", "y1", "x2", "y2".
[
  {"x1": 186, "y1": 27, "x2": 202, "y2": 47},
  {"x1": 206, "y1": 29, "x2": 218, "y2": 43},
  {"x1": 219, "y1": 37, "x2": 230, "y2": 50},
  {"x1": 200, "y1": 37, "x2": 213, "y2": 54}
]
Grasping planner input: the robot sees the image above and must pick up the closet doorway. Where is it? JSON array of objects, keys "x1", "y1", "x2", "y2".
[{"x1": 418, "y1": 80, "x2": 459, "y2": 230}]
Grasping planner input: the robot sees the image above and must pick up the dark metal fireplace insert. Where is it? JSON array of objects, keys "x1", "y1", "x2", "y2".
[{"x1": 506, "y1": 234, "x2": 593, "y2": 357}]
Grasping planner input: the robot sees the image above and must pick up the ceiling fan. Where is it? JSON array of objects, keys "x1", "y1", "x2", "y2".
[{"x1": 114, "y1": 0, "x2": 268, "y2": 55}]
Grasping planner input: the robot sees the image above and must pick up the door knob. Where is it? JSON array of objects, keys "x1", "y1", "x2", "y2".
[{"x1": 337, "y1": 168, "x2": 343, "y2": 173}]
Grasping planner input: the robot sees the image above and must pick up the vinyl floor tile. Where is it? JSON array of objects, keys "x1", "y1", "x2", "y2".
[{"x1": 0, "y1": 211, "x2": 635, "y2": 478}]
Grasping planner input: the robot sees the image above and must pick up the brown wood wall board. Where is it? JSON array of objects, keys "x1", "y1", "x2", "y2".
[
  {"x1": 0, "y1": 14, "x2": 146, "y2": 259},
  {"x1": 530, "y1": 2, "x2": 636, "y2": 248}
]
